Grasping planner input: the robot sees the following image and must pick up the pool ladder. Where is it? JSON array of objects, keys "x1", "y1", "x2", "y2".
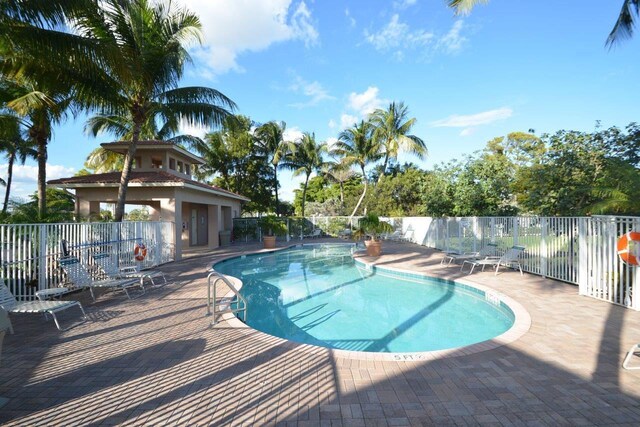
[{"x1": 206, "y1": 270, "x2": 247, "y2": 326}]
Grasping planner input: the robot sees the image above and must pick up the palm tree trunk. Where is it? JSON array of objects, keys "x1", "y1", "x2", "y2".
[
  {"x1": 37, "y1": 137, "x2": 47, "y2": 219},
  {"x1": 350, "y1": 166, "x2": 368, "y2": 218},
  {"x1": 301, "y1": 173, "x2": 310, "y2": 217},
  {"x1": 339, "y1": 182, "x2": 345, "y2": 206},
  {"x1": 274, "y1": 166, "x2": 279, "y2": 216},
  {"x1": 377, "y1": 153, "x2": 389, "y2": 184},
  {"x1": 114, "y1": 124, "x2": 141, "y2": 222},
  {"x1": 3, "y1": 153, "x2": 15, "y2": 214}
]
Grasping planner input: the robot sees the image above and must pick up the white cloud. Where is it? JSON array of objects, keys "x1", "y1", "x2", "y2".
[
  {"x1": 325, "y1": 137, "x2": 338, "y2": 150},
  {"x1": 283, "y1": 126, "x2": 304, "y2": 142},
  {"x1": 0, "y1": 163, "x2": 76, "y2": 200},
  {"x1": 393, "y1": 0, "x2": 417, "y2": 10},
  {"x1": 347, "y1": 86, "x2": 384, "y2": 117},
  {"x1": 364, "y1": 16, "x2": 468, "y2": 60},
  {"x1": 340, "y1": 114, "x2": 359, "y2": 129},
  {"x1": 328, "y1": 119, "x2": 337, "y2": 129},
  {"x1": 460, "y1": 128, "x2": 475, "y2": 137},
  {"x1": 364, "y1": 14, "x2": 433, "y2": 53},
  {"x1": 437, "y1": 20, "x2": 467, "y2": 54},
  {"x1": 288, "y1": 75, "x2": 334, "y2": 108},
  {"x1": 345, "y1": 8, "x2": 356, "y2": 27},
  {"x1": 178, "y1": 119, "x2": 209, "y2": 139},
  {"x1": 431, "y1": 107, "x2": 513, "y2": 128},
  {"x1": 184, "y1": 0, "x2": 318, "y2": 75}
]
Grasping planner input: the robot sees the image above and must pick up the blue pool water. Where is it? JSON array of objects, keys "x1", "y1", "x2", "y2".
[{"x1": 214, "y1": 244, "x2": 514, "y2": 353}]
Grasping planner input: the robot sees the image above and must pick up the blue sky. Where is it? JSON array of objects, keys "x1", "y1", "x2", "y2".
[{"x1": 5, "y1": 0, "x2": 640, "y2": 203}]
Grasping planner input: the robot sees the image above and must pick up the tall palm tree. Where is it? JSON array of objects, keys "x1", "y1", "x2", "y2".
[
  {"x1": 255, "y1": 121, "x2": 292, "y2": 216},
  {"x1": 369, "y1": 101, "x2": 426, "y2": 181},
  {"x1": 83, "y1": 147, "x2": 124, "y2": 173},
  {"x1": 0, "y1": 78, "x2": 72, "y2": 218},
  {"x1": 78, "y1": 0, "x2": 236, "y2": 221},
  {"x1": 0, "y1": 115, "x2": 37, "y2": 213},
  {"x1": 333, "y1": 120, "x2": 382, "y2": 218},
  {"x1": 447, "y1": 0, "x2": 640, "y2": 46},
  {"x1": 323, "y1": 161, "x2": 357, "y2": 208},
  {"x1": 280, "y1": 133, "x2": 328, "y2": 217}
]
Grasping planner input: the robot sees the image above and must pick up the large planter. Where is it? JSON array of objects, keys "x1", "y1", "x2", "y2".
[
  {"x1": 365, "y1": 239, "x2": 382, "y2": 257},
  {"x1": 263, "y1": 235, "x2": 276, "y2": 249}
]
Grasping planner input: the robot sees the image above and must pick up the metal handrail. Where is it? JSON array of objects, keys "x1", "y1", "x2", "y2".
[{"x1": 206, "y1": 270, "x2": 247, "y2": 326}]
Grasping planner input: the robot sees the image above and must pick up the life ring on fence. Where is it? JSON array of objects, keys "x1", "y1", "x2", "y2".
[
  {"x1": 617, "y1": 231, "x2": 640, "y2": 266},
  {"x1": 134, "y1": 243, "x2": 147, "y2": 261}
]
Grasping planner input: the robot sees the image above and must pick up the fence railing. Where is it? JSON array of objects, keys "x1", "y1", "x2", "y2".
[
  {"x1": 1, "y1": 221, "x2": 175, "y2": 300},
  {"x1": 234, "y1": 215, "x2": 639, "y2": 310}
]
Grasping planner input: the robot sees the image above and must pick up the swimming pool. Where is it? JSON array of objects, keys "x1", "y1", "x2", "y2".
[{"x1": 213, "y1": 244, "x2": 516, "y2": 354}]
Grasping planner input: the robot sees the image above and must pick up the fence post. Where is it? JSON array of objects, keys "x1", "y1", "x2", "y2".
[
  {"x1": 513, "y1": 217, "x2": 519, "y2": 246},
  {"x1": 286, "y1": 218, "x2": 290, "y2": 242},
  {"x1": 578, "y1": 217, "x2": 588, "y2": 296},
  {"x1": 540, "y1": 217, "x2": 548, "y2": 278},
  {"x1": 490, "y1": 217, "x2": 496, "y2": 242},
  {"x1": 38, "y1": 226, "x2": 47, "y2": 292}
]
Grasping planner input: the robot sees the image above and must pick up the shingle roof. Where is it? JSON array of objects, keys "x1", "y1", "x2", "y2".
[{"x1": 47, "y1": 171, "x2": 249, "y2": 201}]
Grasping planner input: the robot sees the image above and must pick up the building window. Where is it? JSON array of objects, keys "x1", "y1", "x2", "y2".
[
  {"x1": 184, "y1": 163, "x2": 190, "y2": 175},
  {"x1": 151, "y1": 157, "x2": 163, "y2": 169},
  {"x1": 177, "y1": 161, "x2": 184, "y2": 173},
  {"x1": 169, "y1": 158, "x2": 176, "y2": 170},
  {"x1": 134, "y1": 157, "x2": 142, "y2": 168}
]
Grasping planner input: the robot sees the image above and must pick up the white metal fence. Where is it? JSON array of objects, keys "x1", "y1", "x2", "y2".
[
  {"x1": 269, "y1": 215, "x2": 638, "y2": 310},
  {"x1": 1, "y1": 221, "x2": 175, "y2": 300}
]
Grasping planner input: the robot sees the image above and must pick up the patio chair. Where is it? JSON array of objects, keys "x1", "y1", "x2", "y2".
[
  {"x1": 91, "y1": 251, "x2": 168, "y2": 288},
  {"x1": 441, "y1": 242, "x2": 499, "y2": 265},
  {"x1": 338, "y1": 229, "x2": 352, "y2": 239},
  {"x1": 304, "y1": 229, "x2": 322, "y2": 239},
  {"x1": 0, "y1": 283, "x2": 86, "y2": 332},
  {"x1": 58, "y1": 256, "x2": 142, "y2": 301},
  {"x1": 461, "y1": 245, "x2": 526, "y2": 275},
  {"x1": 623, "y1": 344, "x2": 640, "y2": 370}
]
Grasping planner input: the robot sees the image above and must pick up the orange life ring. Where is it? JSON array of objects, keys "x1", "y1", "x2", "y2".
[
  {"x1": 617, "y1": 231, "x2": 640, "y2": 266},
  {"x1": 134, "y1": 243, "x2": 147, "y2": 261}
]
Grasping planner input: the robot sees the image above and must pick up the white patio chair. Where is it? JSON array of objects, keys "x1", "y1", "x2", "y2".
[
  {"x1": 623, "y1": 344, "x2": 640, "y2": 370},
  {"x1": 92, "y1": 252, "x2": 168, "y2": 288},
  {"x1": 59, "y1": 256, "x2": 142, "y2": 301},
  {"x1": 442, "y1": 242, "x2": 499, "y2": 265},
  {"x1": 0, "y1": 283, "x2": 86, "y2": 332},
  {"x1": 304, "y1": 229, "x2": 322, "y2": 239},
  {"x1": 461, "y1": 245, "x2": 526, "y2": 275}
]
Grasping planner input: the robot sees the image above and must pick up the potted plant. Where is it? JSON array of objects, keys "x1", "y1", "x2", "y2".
[
  {"x1": 258, "y1": 215, "x2": 287, "y2": 249},
  {"x1": 353, "y1": 213, "x2": 393, "y2": 256}
]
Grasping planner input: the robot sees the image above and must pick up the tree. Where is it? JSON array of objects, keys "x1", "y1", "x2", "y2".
[
  {"x1": 0, "y1": 115, "x2": 36, "y2": 213},
  {"x1": 333, "y1": 120, "x2": 382, "y2": 218},
  {"x1": 447, "y1": 0, "x2": 640, "y2": 46},
  {"x1": 79, "y1": 0, "x2": 235, "y2": 221},
  {"x1": 280, "y1": 132, "x2": 328, "y2": 217},
  {"x1": 0, "y1": 78, "x2": 72, "y2": 218},
  {"x1": 369, "y1": 101, "x2": 426, "y2": 180},
  {"x1": 83, "y1": 147, "x2": 124, "y2": 173},
  {"x1": 255, "y1": 121, "x2": 291, "y2": 216},
  {"x1": 322, "y1": 161, "x2": 357, "y2": 208}
]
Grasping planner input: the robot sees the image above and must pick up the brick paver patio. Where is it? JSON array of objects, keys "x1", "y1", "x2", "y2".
[{"x1": 1, "y1": 239, "x2": 640, "y2": 426}]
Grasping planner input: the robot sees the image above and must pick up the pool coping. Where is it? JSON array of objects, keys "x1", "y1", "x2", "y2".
[{"x1": 210, "y1": 243, "x2": 532, "y2": 362}]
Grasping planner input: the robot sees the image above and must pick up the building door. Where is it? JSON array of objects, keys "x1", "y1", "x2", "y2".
[{"x1": 190, "y1": 208, "x2": 198, "y2": 245}]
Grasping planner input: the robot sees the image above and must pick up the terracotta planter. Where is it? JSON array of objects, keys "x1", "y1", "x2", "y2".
[
  {"x1": 365, "y1": 239, "x2": 382, "y2": 257},
  {"x1": 263, "y1": 235, "x2": 276, "y2": 249}
]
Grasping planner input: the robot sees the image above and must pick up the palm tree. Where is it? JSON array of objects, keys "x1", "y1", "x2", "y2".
[
  {"x1": 255, "y1": 121, "x2": 291, "y2": 216},
  {"x1": 333, "y1": 121, "x2": 382, "y2": 218},
  {"x1": 83, "y1": 147, "x2": 124, "y2": 173},
  {"x1": 369, "y1": 101, "x2": 426, "y2": 181},
  {"x1": 323, "y1": 161, "x2": 357, "y2": 208},
  {"x1": 280, "y1": 133, "x2": 328, "y2": 217},
  {"x1": 78, "y1": 0, "x2": 236, "y2": 221},
  {"x1": 447, "y1": 0, "x2": 640, "y2": 47},
  {"x1": 0, "y1": 115, "x2": 37, "y2": 213},
  {"x1": 0, "y1": 78, "x2": 72, "y2": 218}
]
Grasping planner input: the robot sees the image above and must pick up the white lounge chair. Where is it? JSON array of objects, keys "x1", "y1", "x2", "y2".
[
  {"x1": 623, "y1": 344, "x2": 640, "y2": 370},
  {"x1": 59, "y1": 256, "x2": 142, "y2": 301},
  {"x1": 92, "y1": 251, "x2": 168, "y2": 287},
  {"x1": 304, "y1": 229, "x2": 322, "y2": 239},
  {"x1": 442, "y1": 242, "x2": 499, "y2": 265},
  {"x1": 0, "y1": 283, "x2": 86, "y2": 332},
  {"x1": 461, "y1": 245, "x2": 526, "y2": 275}
]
